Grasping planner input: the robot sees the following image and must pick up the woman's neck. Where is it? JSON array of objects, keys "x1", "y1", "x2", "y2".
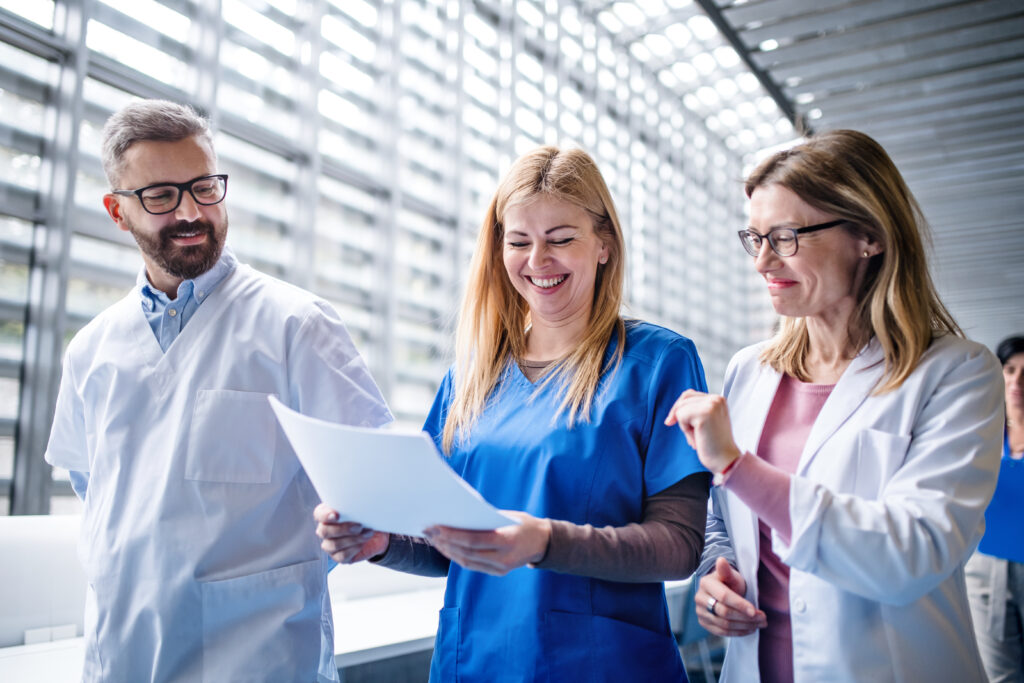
[
  {"x1": 1008, "y1": 407, "x2": 1024, "y2": 457},
  {"x1": 524, "y1": 326, "x2": 583, "y2": 362},
  {"x1": 524, "y1": 313, "x2": 589, "y2": 361},
  {"x1": 803, "y1": 317, "x2": 865, "y2": 384}
]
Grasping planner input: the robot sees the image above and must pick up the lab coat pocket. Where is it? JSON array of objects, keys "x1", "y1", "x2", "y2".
[
  {"x1": 853, "y1": 429, "x2": 911, "y2": 497},
  {"x1": 200, "y1": 558, "x2": 323, "y2": 683},
  {"x1": 186, "y1": 389, "x2": 277, "y2": 483},
  {"x1": 430, "y1": 607, "x2": 460, "y2": 680},
  {"x1": 542, "y1": 610, "x2": 685, "y2": 682}
]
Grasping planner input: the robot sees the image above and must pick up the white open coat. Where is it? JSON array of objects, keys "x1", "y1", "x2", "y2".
[
  {"x1": 699, "y1": 334, "x2": 1003, "y2": 682},
  {"x1": 46, "y1": 262, "x2": 391, "y2": 682}
]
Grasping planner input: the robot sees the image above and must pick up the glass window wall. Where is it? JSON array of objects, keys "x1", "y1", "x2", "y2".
[{"x1": 0, "y1": 0, "x2": 788, "y2": 513}]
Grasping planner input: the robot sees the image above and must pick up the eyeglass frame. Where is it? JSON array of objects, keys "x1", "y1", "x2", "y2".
[
  {"x1": 737, "y1": 219, "x2": 847, "y2": 257},
  {"x1": 111, "y1": 174, "x2": 229, "y2": 216}
]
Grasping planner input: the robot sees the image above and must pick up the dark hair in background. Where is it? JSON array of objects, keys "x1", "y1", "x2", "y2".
[{"x1": 997, "y1": 336, "x2": 1024, "y2": 366}]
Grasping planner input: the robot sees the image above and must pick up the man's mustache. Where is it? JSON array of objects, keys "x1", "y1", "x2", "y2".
[{"x1": 159, "y1": 220, "x2": 214, "y2": 243}]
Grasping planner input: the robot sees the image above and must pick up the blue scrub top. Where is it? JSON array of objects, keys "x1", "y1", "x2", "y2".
[
  {"x1": 978, "y1": 431, "x2": 1024, "y2": 563},
  {"x1": 424, "y1": 321, "x2": 707, "y2": 682}
]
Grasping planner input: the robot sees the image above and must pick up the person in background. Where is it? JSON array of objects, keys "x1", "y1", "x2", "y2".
[
  {"x1": 315, "y1": 146, "x2": 711, "y2": 681},
  {"x1": 967, "y1": 335, "x2": 1024, "y2": 683},
  {"x1": 665, "y1": 129, "x2": 1004, "y2": 682},
  {"x1": 45, "y1": 100, "x2": 391, "y2": 682}
]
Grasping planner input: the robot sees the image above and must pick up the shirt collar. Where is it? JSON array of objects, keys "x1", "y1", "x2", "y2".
[{"x1": 137, "y1": 246, "x2": 238, "y2": 308}]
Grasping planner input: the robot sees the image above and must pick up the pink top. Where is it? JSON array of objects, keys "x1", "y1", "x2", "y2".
[{"x1": 723, "y1": 374, "x2": 834, "y2": 683}]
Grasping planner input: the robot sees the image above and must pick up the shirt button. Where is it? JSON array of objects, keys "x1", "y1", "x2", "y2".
[
  {"x1": 793, "y1": 598, "x2": 807, "y2": 613},
  {"x1": 168, "y1": 309, "x2": 177, "y2": 317}
]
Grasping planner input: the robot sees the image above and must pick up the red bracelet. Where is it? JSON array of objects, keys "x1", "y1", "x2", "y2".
[
  {"x1": 713, "y1": 454, "x2": 742, "y2": 486},
  {"x1": 720, "y1": 457, "x2": 739, "y2": 477}
]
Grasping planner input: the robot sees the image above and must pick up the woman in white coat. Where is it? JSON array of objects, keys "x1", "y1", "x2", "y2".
[{"x1": 665, "y1": 129, "x2": 1004, "y2": 682}]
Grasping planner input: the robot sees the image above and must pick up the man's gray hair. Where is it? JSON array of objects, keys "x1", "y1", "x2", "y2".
[{"x1": 101, "y1": 99, "x2": 214, "y2": 188}]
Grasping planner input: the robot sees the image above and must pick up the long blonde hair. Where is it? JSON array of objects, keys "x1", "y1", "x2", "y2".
[
  {"x1": 441, "y1": 146, "x2": 626, "y2": 453},
  {"x1": 748, "y1": 129, "x2": 961, "y2": 391}
]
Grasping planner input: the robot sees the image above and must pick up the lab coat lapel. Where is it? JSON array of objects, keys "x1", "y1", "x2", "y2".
[
  {"x1": 127, "y1": 266, "x2": 240, "y2": 377},
  {"x1": 735, "y1": 363, "x2": 782, "y2": 455},
  {"x1": 128, "y1": 296, "x2": 166, "y2": 367},
  {"x1": 160, "y1": 266, "x2": 239, "y2": 361},
  {"x1": 728, "y1": 363, "x2": 783, "y2": 573},
  {"x1": 121, "y1": 296, "x2": 183, "y2": 401},
  {"x1": 796, "y1": 339, "x2": 886, "y2": 476}
]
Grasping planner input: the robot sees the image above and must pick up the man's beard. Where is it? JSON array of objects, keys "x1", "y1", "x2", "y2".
[{"x1": 129, "y1": 217, "x2": 227, "y2": 281}]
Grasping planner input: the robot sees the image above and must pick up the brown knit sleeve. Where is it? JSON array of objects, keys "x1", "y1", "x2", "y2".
[
  {"x1": 532, "y1": 471, "x2": 711, "y2": 582},
  {"x1": 369, "y1": 534, "x2": 451, "y2": 577}
]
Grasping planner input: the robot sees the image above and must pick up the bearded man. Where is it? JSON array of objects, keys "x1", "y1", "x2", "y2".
[{"x1": 44, "y1": 99, "x2": 391, "y2": 683}]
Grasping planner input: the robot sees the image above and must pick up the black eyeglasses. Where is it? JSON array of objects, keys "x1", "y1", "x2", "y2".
[
  {"x1": 737, "y1": 219, "x2": 846, "y2": 257},
  {"x1": 113, "y1": 174, "x2": 228, "y2": 215}
]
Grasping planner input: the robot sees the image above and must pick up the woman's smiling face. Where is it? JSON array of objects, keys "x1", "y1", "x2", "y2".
[
  {"x1": 502, "y1": 195, "x2": 609, "y2": 330},
  {"x1": 748, "y1": 183, "x2": 879, "y2": 326}
]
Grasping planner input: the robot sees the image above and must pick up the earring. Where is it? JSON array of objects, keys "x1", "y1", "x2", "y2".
[
  {"x1": 599, "y1": 256, "x2": 608, "y2": 264},
  {"x1": 863, "y1": 250, "x2": 869, "y2": 258}
]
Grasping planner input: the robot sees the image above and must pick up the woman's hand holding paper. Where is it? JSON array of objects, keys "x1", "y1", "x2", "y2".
[
  {"x1": 314, "y1": 503, "x2": 390, "y2": 564},
  {"x1": 424, "y1": 511, "x2": 551, "y2": 576}
]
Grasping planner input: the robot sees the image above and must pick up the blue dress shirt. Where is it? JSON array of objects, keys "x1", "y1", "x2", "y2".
[{"x1": 138, "y1": 248, "x2": 236, "y2": 352}]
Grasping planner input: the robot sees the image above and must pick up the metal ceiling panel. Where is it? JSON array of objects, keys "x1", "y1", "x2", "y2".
[
  {"x1": 770, "y1": 22, "x2": 1022, "y2": 84},
  {"x1": 735, "y1": 0, "x2": 955, "y2": 47},
  {"x1": 749, "y1": 0, "x2": 1021, "y2": 68},
  {"x1": 805, "y1": 60, "x2": 1024, "y2": 111},
  {"x1": 877, "y1": 111, "x2": 1024, "y2": 151},
  {"x1": 824, "y1": 94, "x2": 1024, "y2": 133},
  {"x1": 773, "y1": 37, "x2": 1024, "y2": 88},
  {"x1": 722, "y1": 0, "x2": 857, "y2": 27}
]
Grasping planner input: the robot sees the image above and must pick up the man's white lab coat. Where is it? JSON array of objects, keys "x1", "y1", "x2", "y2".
[{"x1": 46, "y1": 257, "x2": 391, "y2": 682}]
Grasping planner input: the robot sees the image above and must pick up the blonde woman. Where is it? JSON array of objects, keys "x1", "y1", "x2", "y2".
[
  {"x1": 666, "y1": 130, "x2": 1004, "y2": 682},
  {"x1": 316, "y1": 147, "x2": 710, "y2": 681}
]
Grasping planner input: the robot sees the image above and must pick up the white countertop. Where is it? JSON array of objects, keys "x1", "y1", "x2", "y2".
[{"x1": 0, "y1": 563, "x2": 445, "y2": 682}]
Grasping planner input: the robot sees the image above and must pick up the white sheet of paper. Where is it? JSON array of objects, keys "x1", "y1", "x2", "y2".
[{"x1": 269, "y1": 396, "x2": 517, "y2": 536}]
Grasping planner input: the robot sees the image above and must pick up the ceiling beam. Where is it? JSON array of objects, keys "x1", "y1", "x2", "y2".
[
  {"x1": 737, "y1": 0, "x2": 961, "y2": 47},
  {"x1": 768, "y1": 18, "x2": 1024, "y2": 85},
  {"x1": 691, "y1": 0, "x2": 804, "y2": 131},
  {"x1": 797, "y1": 58, "x2": 1024, "y2": 111},
  {"x1": 816, "y1": 78, "x2": 1024, "y2": 128},
  {"x1": 751, "y1": 0, "x2": 1024, "y2": 69},
  {"x1": 782, "y1": 37, "x2": 1024, "y2": 93}
]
